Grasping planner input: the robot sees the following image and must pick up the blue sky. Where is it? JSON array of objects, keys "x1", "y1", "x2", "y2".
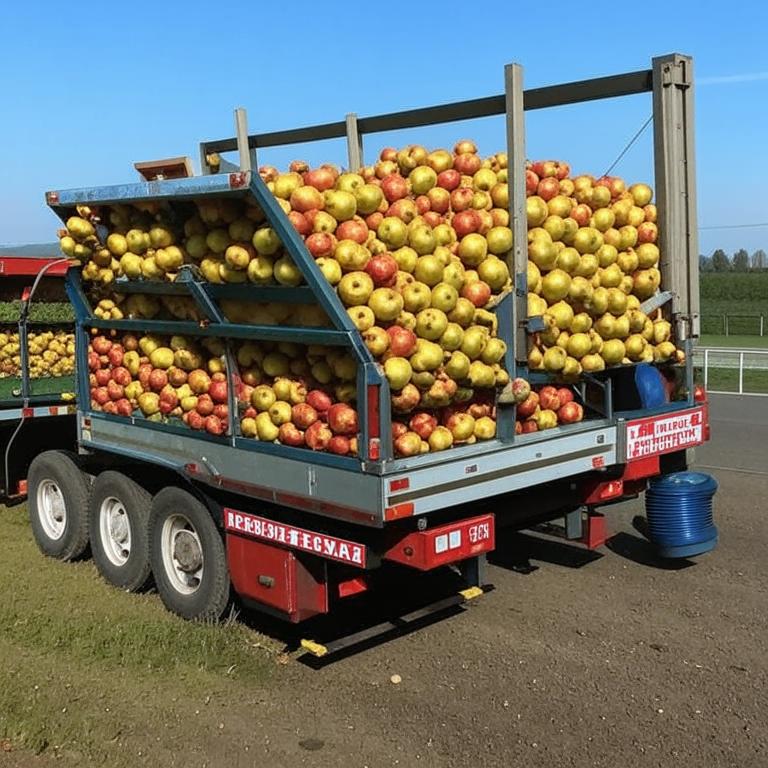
[{"x1": 1, "y1": 0, "x2": 766, "y2": 257}]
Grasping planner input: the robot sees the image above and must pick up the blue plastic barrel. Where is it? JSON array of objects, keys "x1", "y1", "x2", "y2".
[{"x1": 645, "y1": 472, "x2": 718, "y2": 558}]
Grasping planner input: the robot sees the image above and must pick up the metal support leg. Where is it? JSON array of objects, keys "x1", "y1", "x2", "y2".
[
  {"x1": 564, "y1": 509, "x2": 583, "y2": 540},
  {"x1": 459, "y1": 555, "x2": 485, "y2": 589},
  {"x1": 581, "y1": 509, "x2": 608, "y2": 550}
]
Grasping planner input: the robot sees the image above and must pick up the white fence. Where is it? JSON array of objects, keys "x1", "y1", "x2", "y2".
[
  {"x1": 702, "y1": 314, "x2": 765, "y2": 336},
  {"x1": 693, "y1": 347, "x2": 768, "y2": 396}
]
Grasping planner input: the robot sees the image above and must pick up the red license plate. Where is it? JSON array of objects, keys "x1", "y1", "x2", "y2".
[{"x1": 625, "y1": 406, "x2": 706, "y2": 461}]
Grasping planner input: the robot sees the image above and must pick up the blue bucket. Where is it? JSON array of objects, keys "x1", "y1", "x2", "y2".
[{"x1": 645, "y1": 472, "x2": 718, "y2": 558}]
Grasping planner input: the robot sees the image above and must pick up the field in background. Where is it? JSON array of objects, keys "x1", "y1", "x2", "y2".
[
  {"x1": 698, "y1": 335, "x2": 768, "y2": 349},
  {"x1": 700, "y1": 273, "x2": 768, "y2": 336},
  {"x1": 0, "y1": 504, "x2": 275, "y2": 764}
]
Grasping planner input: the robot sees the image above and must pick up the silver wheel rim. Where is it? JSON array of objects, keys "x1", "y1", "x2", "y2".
[
  {"x1": 161, "y1": 514, "x2": 204, "y2": 595},
  {"x1": 37, "y1": 479, "x2": 66, "y2": 541},
  {"x1": 99, "y1": 496, "x2": 131, "y2": 567}
]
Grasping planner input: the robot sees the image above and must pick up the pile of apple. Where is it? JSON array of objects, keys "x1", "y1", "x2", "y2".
[
  {"x1": 514, "y1": 381, "x2": 584, "y2": 434},
  {"x1": 0, "y1": 328, "x2": 75, "y2": 379},
  {"x1": 88, "y1": 332, "x2": 231, "y2": 436},
  {"x1": 524, "y1": 160, "x2": 680, "y2": 376}
]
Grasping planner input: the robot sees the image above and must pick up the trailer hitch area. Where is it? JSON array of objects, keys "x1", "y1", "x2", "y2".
[{"x1": 299, "y1": 585, "x2": 488, "y2": 660}]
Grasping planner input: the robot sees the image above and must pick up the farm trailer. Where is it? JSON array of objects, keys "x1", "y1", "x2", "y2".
[
  {"x1": 0, "y1": 256, "x2": 76, "y2": 501},
  {"x1": 35, "y1": 53, "x2": 708, "y2": 655}
]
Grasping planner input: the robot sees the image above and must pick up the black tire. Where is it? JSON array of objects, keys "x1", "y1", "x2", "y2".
[
  {"x1": 28, "y1": 450, "x2": 90, "y2": 561},
  {"x1": 88, "y1": 471, "x2": 152, "y2": 592},
  {"x1": 149, "y1": 486, "x2": 230, "y2": 621}
]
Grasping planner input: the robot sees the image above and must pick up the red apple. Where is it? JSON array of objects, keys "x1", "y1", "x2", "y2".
[
  {"x1": 196, "y1": 393, "x2": 215, "y2": 416},
  {"x1": 450, "y1": 187, "x2": 474, "y2": 212},
  {"x1": 167, "y1": 367, "x2": 187, "y2": 387},
  {"x1": 102, "y1": 401, "x2": 118, "y2": 415},
  {"x1": 328, "y1": 403, "x2": 359, "y2": 436},
  {"x1": 327, "y1": 435, "x2": 351, "y2": 455},
  {"x1": 306, "y1": 231, "x2": 336, "y2": 259},
  {"x1": 107, "y1": 345, "x2": 124, "y2": 367},
  {"x1": 365, "y1": 253, "x2": 398, "y2": 287},
  {"x1": 415, "y1": 195, "x2": 431, "y2": 214},
  {"x1": 453, "y1": 153, "x2": 481, "y2": 175},
  {"x1": 107, "y1": 380, "x2": 124, "y2": 401},
  {"x1": 213, "y1": 403, "x2": 229, "y2": 421},
  {"x1": 422, "y1": 211, "x2": 443, "y2": 228},
  {"x1": 303, "y1": 167, "x2": 336, "y2": 191},
  {"x1": 556, "y1": 387, "x2": 574, "y2": 405},
  {"x1": 95, "y1": 368, "x2": 111, "y2": 386},
  {"x1": 116, "y1": 398, "x2": 133, "y2": 417},
  {"x1": 305, "y1": 420, "x2": 333, "y2": 451},
  {"x1": 409, "y1": 412, "x2": 437, "y2": 439},
  {"x1": 571, "y1": 204, "x2": 592, "y2": 227},
  {"x1": 148, "y1": 369, "x2": 168, "y2": 392},
  {"x1": 381, "y1": 174, "x2": 408, "y2": 203},
  {"x1": 537, "y1": 177, "x2": 560, "y2": 201},
  {"x1": 88, "y1": 351, "x2": 101, "y2": 371},
  {"x1": 336, "y1": 218, "x2": 369, "y2": 244},
  {"x1": 521, "y1": 418, "x2": 539, "y2": 433},
  {"x1": 365, "y1": 212, "x2": 384, "y2": 230},
  {"x1": 209, "y1": 379, "x2": 228, "y2": 404},
  {"x1": 159, "y1": 390, "x2": 179, "y2": 415},
  {"x1": 187, "y1": 411, "x2": 206, "y2": 430},
  {"x1": 291, "y1": 403, "x2": 318, "y2": 429},
  {"x1": 538, "y1": 385, "x2": 561, "y2": 411},
  {"x1": 387, "y1": 326, "x2": 417, "y2": 357},
  {"x1": 91, "y1": 336, "x2": 112, "y2": 355},
  {"x1": 204, "y1": 415, "x2": 225, "y2": 436},
  {"x1": 288, "y1": 210, "x2": 311, "y2": 235},
  {"x1": 278, "y1": 422, "x2": 305, "y2": 447},
  {"x1": 394, "y1": 431, "x2": 422, "y2": 457},
  {"x1": 92, "y1": 386, "x2": 110, "y2": 406},
  {"x1": 452, "y1": 210, "x2": 481, "y2": 237},
  {"x1": 525, "y1": 169, "x2": 540, "y2": 195},
  {"x1": 461, "y1": 280, "x2": 492, "y2": 308},
  {"x1": 427, "y1": 186, "x2": 451, "y2": 213},
  {"x1": 391, "y1": 421, "x2": 409, "y2": 440},
  {"x1": 516, "y1": 392, "x2": 539, "y2": 419},
  {"x1": 437, "y1": 169, "x2": 461, "y2": 191},
  {"x1": 306, "y1": 389, "x2": 332, "y2": 414},
  {"x1": 138, "y1": 363, "x2": 153, "y2": 389},
  {"x1": 557, "y1": 401, "x2": 584, "y2": 424}
]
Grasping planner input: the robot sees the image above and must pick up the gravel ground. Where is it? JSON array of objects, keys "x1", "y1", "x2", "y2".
[
  {"x1": 170, "y1": 394, "x2": 768, "y2": 768},
  {"x1": 3, "y1": 394, "x2": 766, "y2": 768}
]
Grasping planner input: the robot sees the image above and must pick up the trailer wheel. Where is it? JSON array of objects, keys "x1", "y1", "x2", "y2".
[
  {"x1": 89, "y1": 471, "x2": 152, "y2": 592},
  {"x1": 28, "y1": 450, "x2": 90, "y2": 561},
  {"x1": 149, "y1": 487, "x2": 230, "y2": 621}
]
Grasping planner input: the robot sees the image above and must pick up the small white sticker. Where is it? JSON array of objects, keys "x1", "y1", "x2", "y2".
[
  {"x1": 435, "y1": 534, "x2": 448, "y2": 554},
  {"x1": 449, "y1": 530, "x2": 462, "y2": 550}
]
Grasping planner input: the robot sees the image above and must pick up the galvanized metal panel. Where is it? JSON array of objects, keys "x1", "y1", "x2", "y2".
[{"x1": 652, "y1": 54, "x2": 699, "y2": 340}]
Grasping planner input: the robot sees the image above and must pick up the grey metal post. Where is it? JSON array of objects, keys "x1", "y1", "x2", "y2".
[
  {"x1": 504, "y1": 63, "x2": 527, "y2": 368},
  {"x1": 739, "y1": 351, "x2": 744, "y2": 394},
  {"x1": 235, "y1": 107, "x2": 253, "y2": 173},
  {"x1": 652, "y1": 54, "x2": 699, "y2": 342},
  {"x1": 345, "y1": 113, "x2": 364, "y2": 171},
  {"x1": 703, "y1": 348, "x2": 709, "y2": 390},
  {"x1": 761, "y1": 314, "x2": 764, "y2": 337},
  {"x1": 725, "y1": 314, "x2": 729, "y2": 336}
]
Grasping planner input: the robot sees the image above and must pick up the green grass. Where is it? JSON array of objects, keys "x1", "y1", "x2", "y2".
[
  {"x1": 701, "y1": 368, "x2": 768, "y2": 394},
  {"x1": 699, "y1": 335, "x2": 768, "y2": 349},
  {"x1": 0, "y1": 504, "x2": 276, "y2": 763},
  {"x1": 700, "y1": 273, "x2": 768, "y2": 335}
]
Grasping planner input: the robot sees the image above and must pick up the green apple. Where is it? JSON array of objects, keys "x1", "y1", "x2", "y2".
[
  {"x1": 338, "y1": 271, "x2": 374, "y2": 306},
  {"x1": 415, "y1": 308, "x2": 448, "y2": 341},
  {"x1": 430, "y1": 282, "x2": 458, "y2": 313},
  {"x1": 414, "y1": 255, "x2": 444, "y2": 287},
  {"x1": 402, "y1": 281, "x2": 432, "y2": 313}
]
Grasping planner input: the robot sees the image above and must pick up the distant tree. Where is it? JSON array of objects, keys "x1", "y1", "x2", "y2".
[
  {"x1": 711, "y1": 249, "x2": 731, "y2": 272},
  {"x1": 732, "y1": 248, "x2": 750, "y2": 272},
  {"x1": 752, "y1": 249, "x2": 767, "y2": 270},
  {"x1": 699, "y1": 254, "x2": 714, "y2": 272}
]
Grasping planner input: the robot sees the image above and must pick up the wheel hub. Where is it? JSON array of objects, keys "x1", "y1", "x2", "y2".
[
  {"x1": 173, "y1": 530, "x2": 203, "y2": 572},
  {"x1": 109, "y1": 512, "x2": 129, "y2": 543}
]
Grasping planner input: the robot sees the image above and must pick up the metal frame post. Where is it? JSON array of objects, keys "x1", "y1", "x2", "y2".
[
  {"x1": 345, "y1": 113, "x2": 363, "y2": 171},
  {"x1": 505, "y1": 63, "x2": 528, "y2": 369},
  {"x1": 234, "y1": 107, "x2": 253, "y2": 173},
  {"x1": 652, "y1": 54, "x2": 699, "y2": 342}
]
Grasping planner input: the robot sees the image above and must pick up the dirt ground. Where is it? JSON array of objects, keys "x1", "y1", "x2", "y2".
[{"x1": 3, "y1": 393, "x2": 767, "y2": 768}]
